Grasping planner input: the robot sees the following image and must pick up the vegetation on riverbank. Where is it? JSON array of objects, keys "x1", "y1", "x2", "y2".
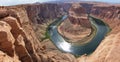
[{"x1": 41, "y1": 16, "x2": 64, "y2": 41}]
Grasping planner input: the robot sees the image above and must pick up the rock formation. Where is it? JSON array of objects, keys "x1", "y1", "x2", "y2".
[
  {"x1": 0, "y1": 7, "x2": 42, "y2": 62},
  {"x1": 25, "y1": 3, "x2": 71, "y2": 24}
]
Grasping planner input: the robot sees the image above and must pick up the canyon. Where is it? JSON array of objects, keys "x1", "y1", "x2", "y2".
[{"x1": 0, "y1": 2, "x2": 120, "y2": 62}]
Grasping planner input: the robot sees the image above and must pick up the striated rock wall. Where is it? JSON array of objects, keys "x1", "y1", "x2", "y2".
[
  {"x1": 91, "y1": 6, "x2": 120, "y2": 33},
  {"x1": 67, "y1": 3, "x2": 120, "y2": 29},
  {"x1": 0, "y1": 7, "x2": 42, "y2": 62},
  {"x1": 68, "y1": 3, "x2": 91, "y2": 28},
  {"x1": 25, "y1": 3, "x2": 71, "y2": 24}
]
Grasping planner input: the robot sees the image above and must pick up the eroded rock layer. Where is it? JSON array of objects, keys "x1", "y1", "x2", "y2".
[{"x1": 0, "y1": 7, "x2": 42, "y2": 62}]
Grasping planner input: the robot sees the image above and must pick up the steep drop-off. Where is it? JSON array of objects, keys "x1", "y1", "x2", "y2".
[
  {"x1": 0, "y1": 5, "x2": 77, "y2": 62},
  {"x1": 0, "y1": 7, "x2": 42, "y2": 62}
]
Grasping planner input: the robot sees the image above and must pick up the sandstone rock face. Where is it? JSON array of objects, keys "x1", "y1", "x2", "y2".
[
  {"x1": 0, "y1": 21, "x2": 15, "y2": 57},
  {"x1": 25, "y1": 3, "x2": 71, "y2": 24},
  {"x1": 58, "y1": 3, "x2": 91, "y2": 42},
  {"x1": 91, "y1": 6, "x2": 120, "y2": 33},
  {"x1": 0, "y1": 51, "x2": 16, "y2": 62},
  {"x1": 77, "y1": 33, "x2": 120, "y2": 62},
  {"x1": 58, "y1": 17, "x2": 91, "y2": 42},
  {"x1": 0, "y1": 9, "x2": 9, "y2": 18},
  {"x1": 68, "y1": 16, "x2": 91, "y2": 28},
  {"x1": 68, "y1": 3, "x2": 91, "y2": 27},
  {"x1": 0, "y1": 7, "x2": 42, "y2": 62}
]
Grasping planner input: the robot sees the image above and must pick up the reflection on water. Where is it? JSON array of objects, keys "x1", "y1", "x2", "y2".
[{"x1": 59, "y1": 41, "x2": 71, "y2": 52}]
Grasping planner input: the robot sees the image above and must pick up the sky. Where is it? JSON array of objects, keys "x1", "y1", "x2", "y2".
[
  {"x1": 85, "y1": 0, "x2": 120, "y2": 3},
  {"x1": 0, "y1": 0, "x2": 120, "y2": 6}
]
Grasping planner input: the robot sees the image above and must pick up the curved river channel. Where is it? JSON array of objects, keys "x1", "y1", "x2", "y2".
[{"x1": 48, "y1": 15, "x2": 110, "y2": 56}]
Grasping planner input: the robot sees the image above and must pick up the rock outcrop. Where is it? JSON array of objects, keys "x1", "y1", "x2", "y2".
[{"x1": 0, "y1": 7, "x2": 42, "y2": 62}]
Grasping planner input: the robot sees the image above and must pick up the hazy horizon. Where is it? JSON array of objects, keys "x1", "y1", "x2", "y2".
[{"x1": 0, "y1": 0, "x2": 120, "y2": 6}]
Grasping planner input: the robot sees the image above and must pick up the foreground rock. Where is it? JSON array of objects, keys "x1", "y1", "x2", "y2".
[
  {"x1": 0, "y1": 7, "x2": 41, "y2": 62},
  {"x1": 77, "y1": 33, "x2": 120, "y2": 62}
]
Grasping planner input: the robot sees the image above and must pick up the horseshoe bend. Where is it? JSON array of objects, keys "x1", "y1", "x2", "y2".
[
  {"x1": 0, "y1": 1, "x2": 120, "y2": 62},
  {"x1": 48, "y1": 14, "x2": 110, "y2": 56}
]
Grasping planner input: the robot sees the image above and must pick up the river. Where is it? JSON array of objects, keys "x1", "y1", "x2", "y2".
[{"x1": 48, "y1": 15, "x2": 110, "y2": 56}]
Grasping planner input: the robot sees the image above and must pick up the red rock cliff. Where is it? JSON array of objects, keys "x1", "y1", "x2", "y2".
[
  {"x1": 25, "y1": 3, "x2": 71, "y2": 24},
  {"x1": 0, "y1": 6, "x2": 42, "y2": 62}
]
